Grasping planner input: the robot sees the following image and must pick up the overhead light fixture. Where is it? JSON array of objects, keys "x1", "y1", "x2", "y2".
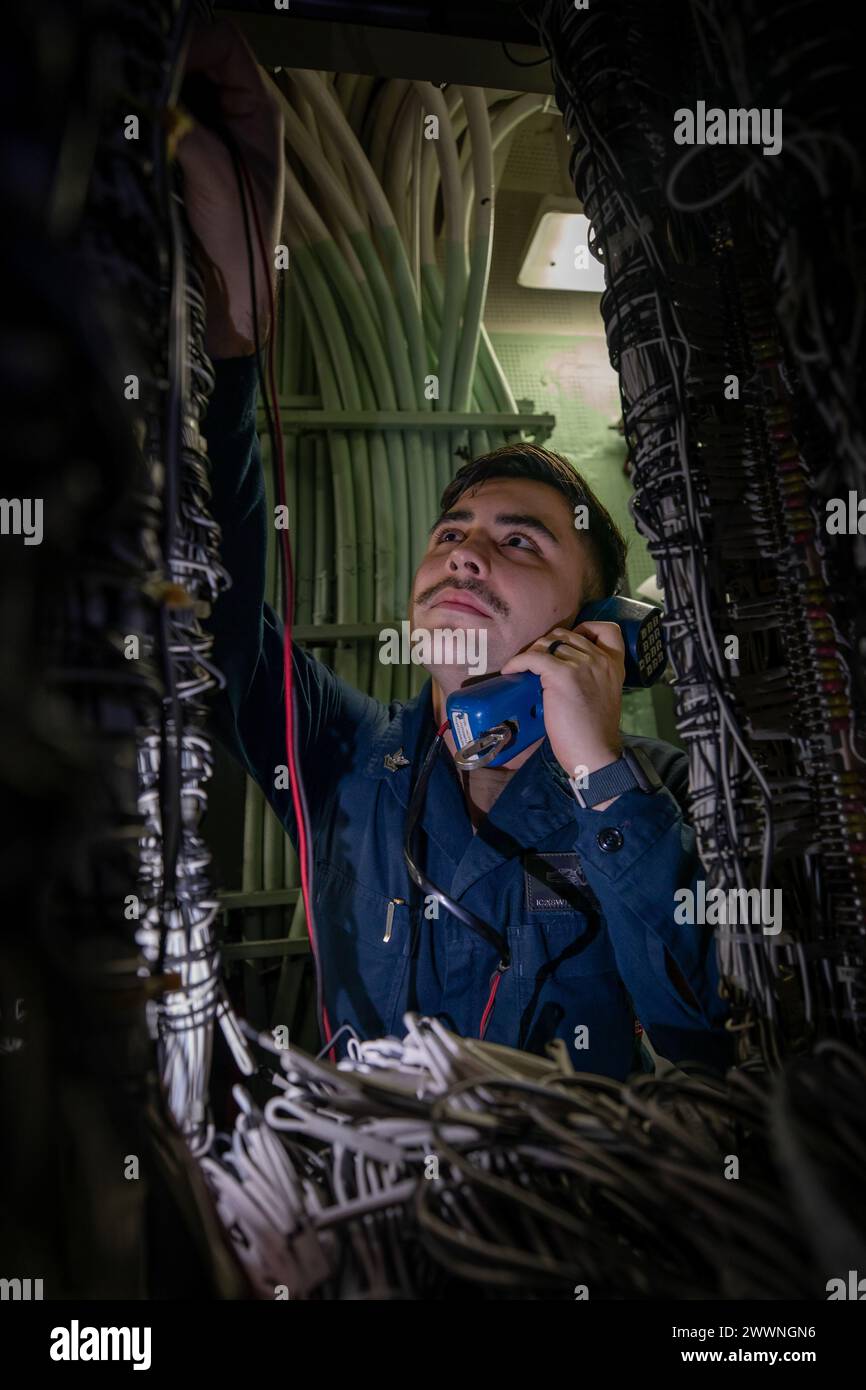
[{"x1": 517, "y1": 196, "x2": 606, "y2": 292}]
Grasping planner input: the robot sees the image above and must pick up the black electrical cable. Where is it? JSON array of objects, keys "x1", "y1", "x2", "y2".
[
  {"x1": 403, "y1": 723, "x2": 510, "y2": 963},
  {"x1": 499, "y1": 41, "x2": 551, "y2": 67},
  {"x1": 223, "y1": 143, "x2": 280, "y2": 479}
]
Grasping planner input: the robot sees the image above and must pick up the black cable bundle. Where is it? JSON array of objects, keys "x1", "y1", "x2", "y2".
[
  {"x1": 0, "y1": 0, "x2": 246, "y2": 1298},
  {"x1": 531, "y1": 0, "x2": 866, "y2": 1061},
  {"x1": 695, "y1": 0, "x2": 866, "y2": 1035}
]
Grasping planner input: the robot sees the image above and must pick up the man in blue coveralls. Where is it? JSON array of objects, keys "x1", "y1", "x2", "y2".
[{"x1": 180, "y1": 20, "x2": 732, "y2": 1079}]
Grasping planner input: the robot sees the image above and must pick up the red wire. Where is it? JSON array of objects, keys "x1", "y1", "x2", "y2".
[
  {"x1": 479, "y1": 970, "x2": 503, "y2": 1040},
  {"x1": 237, "y1": 157, "x2": 333, "y2": 1055}
]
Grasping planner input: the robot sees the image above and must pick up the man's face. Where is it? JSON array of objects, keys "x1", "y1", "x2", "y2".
[{"x1": 410, "y1": 477, "x2": 598, "y2": 689}]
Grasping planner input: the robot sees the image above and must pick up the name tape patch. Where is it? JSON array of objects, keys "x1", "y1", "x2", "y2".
[{"x1": 523, "y1": 853, "x2": 597, "y2": 913}]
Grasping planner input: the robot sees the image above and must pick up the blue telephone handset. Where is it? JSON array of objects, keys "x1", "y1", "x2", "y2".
[{"x1": 446, "y1": 596, "x2": 666, "y2": 770}]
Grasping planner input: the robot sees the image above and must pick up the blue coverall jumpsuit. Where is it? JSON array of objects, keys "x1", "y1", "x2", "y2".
[{"x1": 204, "y1": 355, "x2": 733, "y2": 1080}]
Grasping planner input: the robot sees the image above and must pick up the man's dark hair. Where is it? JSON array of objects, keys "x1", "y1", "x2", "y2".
[{"x1": 438, "y1": 442, "x2": 628, "y2": 601}]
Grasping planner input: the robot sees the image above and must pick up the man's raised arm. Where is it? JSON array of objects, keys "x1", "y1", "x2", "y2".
[{"x1": 180, "y1": 18, "x2": 377, "y2": 840}]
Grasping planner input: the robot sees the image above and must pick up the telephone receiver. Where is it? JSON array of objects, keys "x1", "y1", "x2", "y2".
[{"x1": 446, "y1": 596, "x2": 666, "y2": 770}]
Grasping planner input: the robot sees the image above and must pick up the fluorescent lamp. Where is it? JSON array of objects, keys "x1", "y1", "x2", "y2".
[{"x1": 518, "y1": 198, "x2": 606, "y2": 292}]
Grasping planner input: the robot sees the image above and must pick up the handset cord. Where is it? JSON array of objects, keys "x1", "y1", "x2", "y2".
[{"x1": 403, "y1": 720, "x2": 511, "y2": 1038}]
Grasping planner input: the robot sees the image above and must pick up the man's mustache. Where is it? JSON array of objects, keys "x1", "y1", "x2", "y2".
[{"x1": 414, "y1": 578, "x2": 509, "y2": 616}]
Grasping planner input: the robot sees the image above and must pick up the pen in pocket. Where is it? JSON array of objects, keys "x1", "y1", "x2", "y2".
[{"x1": 384, "y1": 897, "x2": 406, "y2": 943}]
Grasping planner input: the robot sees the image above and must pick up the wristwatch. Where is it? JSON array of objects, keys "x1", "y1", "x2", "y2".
[{"x1": 568, "y1": 745, "x2": 662, "y2": 808}]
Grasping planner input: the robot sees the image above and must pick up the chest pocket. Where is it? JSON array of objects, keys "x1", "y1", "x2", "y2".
[
  {"x1": 522, "y1": 852, "x2": 619, "y2": 977},
  {"x1": 314, "y1": 858, "x2": 414, "y2": 1039}
]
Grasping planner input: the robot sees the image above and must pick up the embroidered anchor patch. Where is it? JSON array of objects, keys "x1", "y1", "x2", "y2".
[{"x1": 383, "y1": 747, "x2": 410, "y2": 772}]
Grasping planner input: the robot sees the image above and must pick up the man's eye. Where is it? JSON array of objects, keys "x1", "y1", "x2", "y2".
[
  {"x1": 432, "y1": 528, "x2": 538, "y2": 551},
  {"x1": 503, "y1": 533, "x2": 537, "y2": 551}
]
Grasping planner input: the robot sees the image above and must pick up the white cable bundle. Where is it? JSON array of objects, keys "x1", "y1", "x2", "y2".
[
  {"x1": 136, "y1": 732, "x2": 254, "y2": 1154},
  {"x1": 135, "y1": 886, "x2": 221, "y2": 1156},
  {"x1": 196, "y1": 1013, "x2": 586, "y2": 1298},
  {"x1": 200, "y1": 1087, "x2": 331, "y2": 1299}
]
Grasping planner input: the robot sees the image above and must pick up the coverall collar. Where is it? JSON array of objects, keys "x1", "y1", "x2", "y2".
[{"x1": 364, "y1": 678, "x2": 581, "y2": 897}]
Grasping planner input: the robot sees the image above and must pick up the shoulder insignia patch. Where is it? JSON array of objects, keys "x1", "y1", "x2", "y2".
[{"x1": 383, "y1": 747, "x2": 411, "y2": 772}]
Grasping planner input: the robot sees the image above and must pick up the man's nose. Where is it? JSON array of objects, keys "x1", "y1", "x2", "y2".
[{"x1": 447, "y1": 541, "x2": 490, "y2": 575}]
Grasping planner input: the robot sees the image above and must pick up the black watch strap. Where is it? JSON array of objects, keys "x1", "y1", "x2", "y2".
[{"x1": 570, "y1": 746, "x2": 662, "y2": 808}]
